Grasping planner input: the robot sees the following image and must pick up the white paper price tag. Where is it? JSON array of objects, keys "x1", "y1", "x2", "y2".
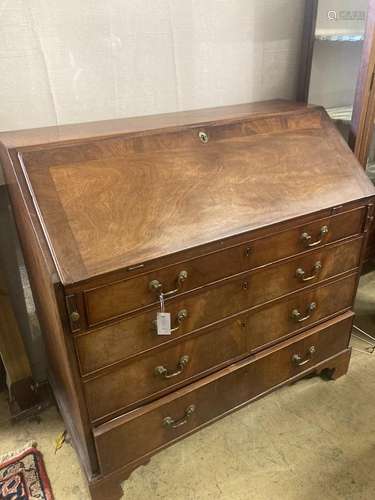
[{"x1": 156, "y1": 312, "x2": 171, "y2": 335}]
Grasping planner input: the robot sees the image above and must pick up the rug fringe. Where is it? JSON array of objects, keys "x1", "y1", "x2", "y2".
[{"x1": 0, "y1": 441, "x2": 37, "y2": 463}]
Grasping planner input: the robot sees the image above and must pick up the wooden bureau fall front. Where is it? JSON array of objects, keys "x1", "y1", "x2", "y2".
[{"x1": 1, "y1": 100, "x2": 374, "y2": 499}]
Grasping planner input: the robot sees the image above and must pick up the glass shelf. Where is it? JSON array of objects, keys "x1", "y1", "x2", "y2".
[
  {"x1": 315, "y1": 29, "x2": 364, "y2": 42},
  {"x1": 326, "y1": 106, "x2": 353, "y2": 121}
]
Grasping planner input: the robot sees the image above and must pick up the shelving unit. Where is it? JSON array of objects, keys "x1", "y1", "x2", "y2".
[
  {"x1": 308, "y1": 1, "x2": 366, "y2": 116},
  {"x1": 297, "y1": 0, "x2": 374, "y2": 149},
  {"x1": 298, "y1": 1, "x2": 375, "y2": 184}
]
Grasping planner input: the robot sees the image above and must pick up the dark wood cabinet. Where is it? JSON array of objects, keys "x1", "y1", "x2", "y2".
[{"x1": 0, "y1": 100, "x2": 374, "y2": 499}]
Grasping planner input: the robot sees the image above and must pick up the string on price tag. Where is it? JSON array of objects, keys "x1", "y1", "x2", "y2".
[{"x1": 156, "y1": 292, "x2": 171, "y2": 335}]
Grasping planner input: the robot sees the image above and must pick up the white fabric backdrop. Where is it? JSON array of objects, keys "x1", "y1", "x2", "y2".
[{"x1": 0, "y1": 0, "x2": 304, "y2": 181}]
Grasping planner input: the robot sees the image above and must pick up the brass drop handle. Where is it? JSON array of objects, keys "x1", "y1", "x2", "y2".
[
  {"x1": 149, "y1": 270, "x2": 188, "y2": 297},
  {"x1": 292, "y1": 345, "x2": 316, "y2": 366},
  {"x1": 155, "y1": 355, "x2": 190, "y2": 379},
  {"x1": 163, "y1": 404, "x2": 195, "y2": 429},
  {"x1": 295, "y1": 261, "x2": 322, "y2": 282},
  {"x1": 152, "y1": 309, "x2": 188, "y2": 333},
  {"x1": 301, "y1": 225, "x2": 328, "y2": 248},
  {"x1": 291, "y1": 302, "x2": 317, "y2": 323}
]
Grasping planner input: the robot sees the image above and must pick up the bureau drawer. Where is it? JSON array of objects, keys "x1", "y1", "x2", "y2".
[
  {"x1": 94, "y1": 313, "x2": 353, "y2": 475},
  {"x1": 247, "y1": 273, "x2": 357, "y2": 352},
  {"x1": 84, "y1": 316, "x2": 247, "y2": 421},
  {"x1": 83, "y1": 274, "x2": 356, "y2": 422},
  {"x1": 83, "y1": 207, "x2": 365, "y2": 325},
  {"x1": 76, "y1": 238, "x2": 361, "y2": 375}
]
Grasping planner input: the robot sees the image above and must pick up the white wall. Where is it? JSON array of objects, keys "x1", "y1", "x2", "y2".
[
  {"x1": 309, "y1": 41, "x2": 363, "y2": 108},
  {"x1": 0, "y1": 0, "x2": 304, "y2": 181}
]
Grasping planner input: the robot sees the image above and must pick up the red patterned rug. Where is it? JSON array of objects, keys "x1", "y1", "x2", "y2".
[{"x1": 0, "y1": 443, "x2": 54, "y2": 499}]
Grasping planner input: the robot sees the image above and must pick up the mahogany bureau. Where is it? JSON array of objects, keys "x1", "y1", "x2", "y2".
[{"x1": 1, "y1": 100, "x2": 374, "y2": 499}]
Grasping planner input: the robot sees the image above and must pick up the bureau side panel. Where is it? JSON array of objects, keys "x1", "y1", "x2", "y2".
[{"x1": 0, "y1": 145, "x2": 98, "y2": 477}]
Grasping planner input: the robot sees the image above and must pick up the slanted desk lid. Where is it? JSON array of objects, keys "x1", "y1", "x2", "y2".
[{"x1": 5, "y1": 100, "x2": 375, "y2": 285}]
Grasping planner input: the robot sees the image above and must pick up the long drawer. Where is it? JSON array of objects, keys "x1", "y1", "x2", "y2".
[
  {"x1": 93, "y1": 313, "x2": 353, "y2": 475},
  {"x1": 83, "y1": 274, "x2": 356, "y2": 421},
  {"x1": 76, "y1": 237, "x2": 361, "y2": 374},
  {"x1": 83, "y1": 207, "x2": 365, "y2": 325}
]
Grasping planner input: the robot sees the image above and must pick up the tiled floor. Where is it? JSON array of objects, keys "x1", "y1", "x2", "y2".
[{"x1": 1, "y1": 272, "x2": 375, "y2": 500}]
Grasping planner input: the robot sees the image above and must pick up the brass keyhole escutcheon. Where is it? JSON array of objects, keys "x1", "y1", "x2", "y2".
[{"x1": 198, "y1": 131, "x2": 209, "y2": 144}]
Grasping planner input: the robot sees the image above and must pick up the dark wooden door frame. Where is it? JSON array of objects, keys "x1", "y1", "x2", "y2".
[{"x1": 297, "y1": 0, "x2": 318, "y2": 103}]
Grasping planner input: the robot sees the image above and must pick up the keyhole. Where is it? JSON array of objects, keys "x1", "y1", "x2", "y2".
[
  {"x1": 241, "y1": 281, "x2": 248, "y2": 290},
  {"x1": 198, "y1": 131, "x2": 209, "y2": 144}
]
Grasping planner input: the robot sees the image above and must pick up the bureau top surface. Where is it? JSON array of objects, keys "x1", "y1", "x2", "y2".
[{"x1": 2, "y1": 100, "x2": 374, "y2": 285}]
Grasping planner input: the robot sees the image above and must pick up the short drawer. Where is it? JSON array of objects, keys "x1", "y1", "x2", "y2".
[
  {"x1": 76, "y1": 238, "x2": 361, "y2": 375},
  {"x1": 93, "y1": 313, "x2": 353, "y2": 475},
  {"x1": 83, "y1": 274, "x2": 356, "y2": 421},
  {"x1": 83, "y1": 207, "x2": 365, "y2": 325},
  {"x1": 248, "y1": 272, "x2": 357, "y2": 352}
]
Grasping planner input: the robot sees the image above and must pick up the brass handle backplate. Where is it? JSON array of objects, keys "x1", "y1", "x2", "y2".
[
  {"x1": 155, "y1": 355, "x2": 190, "y2": 379},
  {"x1": 163, "y1": 404, "x2": 195, "y2": 429},
  {"x1": 301, "y1": 225, "x2": 328, "y2": 248},
  {"x1": 291, "y1": 302, "x2": 317, "y2": 323},
  {"x1": 292, "y1": 345, "x2": 316, "y2": 366},
  {"x1": 295, "y1": 261, "x2": 322, "y2": 282},
  {"x1": 152, "y1": 309, "x2": 188, "y2": 334},
  {"x1": 149, "y1": 270, "x2": 188, "y2": 297}
]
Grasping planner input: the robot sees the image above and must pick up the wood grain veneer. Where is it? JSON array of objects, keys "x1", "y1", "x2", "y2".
[{"x1": 11, "y1": 105, "x2": 374, "y2": 286}]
